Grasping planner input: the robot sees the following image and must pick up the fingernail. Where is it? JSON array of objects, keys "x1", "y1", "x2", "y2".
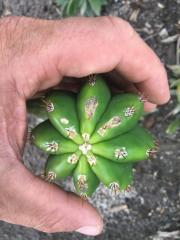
[{"x1": 76, "y1": 226, "x2": 101, "y2": 236}]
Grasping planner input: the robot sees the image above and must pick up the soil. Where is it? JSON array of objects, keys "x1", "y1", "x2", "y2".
[{"x1": 0, "y1": 0, "x2": 180, "y2": 240}]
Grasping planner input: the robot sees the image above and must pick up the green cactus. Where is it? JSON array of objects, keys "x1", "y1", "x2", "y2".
[{"x1": 30, "y1": 75, "x2": 158, "y2": 198}]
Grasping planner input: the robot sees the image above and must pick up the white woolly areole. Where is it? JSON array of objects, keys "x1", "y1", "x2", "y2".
[
  {"x1": 44, "y1": 141, "x2": 59, "y2": 152},
  {"x1": 82, "y1": 133, "x2": 90, "y2": 142},
  {"x1": 87, "y1": 154, "x2": 97, "y2": 166},
  {"x1": 79, "y1": 143, "x2": 92, "y2": 155},
  {"x1": 60, "y1": 118, "x2": 69, "y2": 124},
  {"x1": 67, "y1": 153, "x2": 79, "y2": 164},
  {"x1": 114, "y1": 147, "x2": 128, "y2": 159}
]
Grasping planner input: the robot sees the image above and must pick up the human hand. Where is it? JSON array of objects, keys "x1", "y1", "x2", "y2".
[{"x1": 0, "y1": 16, "x2": 169, "y2": 235}]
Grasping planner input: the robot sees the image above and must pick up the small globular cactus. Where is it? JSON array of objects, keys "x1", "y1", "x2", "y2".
[{"x1": 30, "y1": 75, "x2": 159, "y2": 198}]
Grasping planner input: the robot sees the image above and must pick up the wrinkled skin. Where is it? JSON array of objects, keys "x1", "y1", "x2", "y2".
[{"x1": 0, "y1": 16, "x2": 169, "y2": 236}]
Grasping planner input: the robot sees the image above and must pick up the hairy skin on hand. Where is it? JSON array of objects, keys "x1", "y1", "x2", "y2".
[
  {"x1": 0, "y1": 17, "x2": 60, "y2": 97},
  {"x1": 0, "y1": 16, "x2": 169, "y2": 235}
]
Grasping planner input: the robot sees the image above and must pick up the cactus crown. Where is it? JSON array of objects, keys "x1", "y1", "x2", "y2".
[{"x1": 31, "y1": 75, "x2": 158, "y2": 198}]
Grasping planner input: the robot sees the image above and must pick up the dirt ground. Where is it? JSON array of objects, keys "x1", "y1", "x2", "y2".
[{"x1": 0, "y1": 0, "x2": 180, "y2": 240}]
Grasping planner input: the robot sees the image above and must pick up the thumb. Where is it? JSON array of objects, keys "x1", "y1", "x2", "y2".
[{"x1": 1, "y1": 162, "x2": 103, "y2": 236}]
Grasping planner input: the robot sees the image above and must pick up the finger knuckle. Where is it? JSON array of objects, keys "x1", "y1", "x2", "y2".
[
  {"x1": 35, "y1": 208, "x2": 77, "y2": 233},
  {"x1": 36, "y1": 192, "x2": 88, "y2": 233},
  {"x1": 102, "y1": 16, "x2": 135, "y2": 38},
  {"x1": 34, "y1": 210, "x2": 64, "y2": 233}
]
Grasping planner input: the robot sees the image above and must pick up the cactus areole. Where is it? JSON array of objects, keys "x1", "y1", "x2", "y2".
[{"x1": 31, "y1": 75, "x2": 159, "y2": 198}]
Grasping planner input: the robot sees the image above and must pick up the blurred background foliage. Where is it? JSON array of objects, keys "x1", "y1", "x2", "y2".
[{"x1": 55, "y1": 0, "x2": 108, "y2": 17}]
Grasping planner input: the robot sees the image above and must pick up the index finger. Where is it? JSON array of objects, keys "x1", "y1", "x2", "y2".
[{"x1": 58, "y1": 17, "x2": 169, "y2": 105}]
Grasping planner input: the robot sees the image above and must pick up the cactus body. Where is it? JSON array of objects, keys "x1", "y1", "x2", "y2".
[{"x1": 31, "y1": 75, "x2": 158, "y2": 197}]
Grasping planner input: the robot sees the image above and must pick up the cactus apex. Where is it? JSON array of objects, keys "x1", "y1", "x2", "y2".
[{"x1": 79, "y1": 143, "x2": 92, "y2": 155}]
